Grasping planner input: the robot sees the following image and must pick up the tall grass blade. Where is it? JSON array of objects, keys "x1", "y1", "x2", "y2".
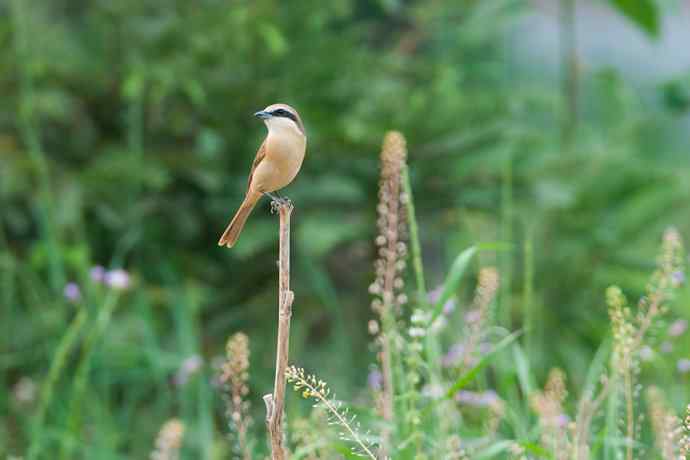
[
  {"x1": 445, "y1": 330, "x2": 522, "y2": 398},
  {"x1": 512, "y1": 343, "x2": 535, "y2": 397},
  {"x1": 431, "y1": 246, "x2": 477, "y2": 322},
  {"x1": 401, "y1": 165, "x2": 427, "y2": 301},
  {"x1": 27, "y1": 308, "x2": 88, "y2": 460}
]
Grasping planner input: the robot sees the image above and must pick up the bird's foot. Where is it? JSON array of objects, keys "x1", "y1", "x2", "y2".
[
  {"x1": 268, "y1": 194, "x2": 292, "y2": 213},
  {"x1": 270, "y1": 199, "x2": 281, "y2": 214},
  {"x1": 265, "y1": 192, "x2": 281, "y2": 213}
]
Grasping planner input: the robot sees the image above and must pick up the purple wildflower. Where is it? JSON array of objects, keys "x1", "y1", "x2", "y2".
[
  {"x1": 442, "y1": 299, "x2": 457, "y2": 315},
  {"x1": 677, "y1": 359, "x2": 690, "y2": 374},
  {"x1": 442, "y1": 343, "x2": 465, "y2": 368},
  {"x1": 105, "y1": 269, "x2": 130, "y2": 290},
  {"x1": 478, "y1": 342, "x2": 492, "y2": 355},
  {"x1": 555, "y1": 414, "x2": 571, "y2": 428},
  {"x1": 671, "y1": 270, "x2": 685, "y2": 287},
  {"x1": 455, "y1": 390, "x2": 499, "y2": 408},
  {"x1": 428, "y1": 286, "x2": 442, "y2": 304},
  {"x1": 367, "y1": 369, "x2": 383, "y2": 392},
  {"x1": 90, "y1": 265, "x2": 106, "y2": 283},
  {"x1": 63, "y1": 282, "x2": 81, "y2": 302},
  {"x1": 639, "y1": 346, "x2": 653, "y2": 362},
  {"x1": 174, "y1": 355, "x2": 203, "y2": 386},
  {"x1": 428, "y1": 286, "x2": 457, "y2": 315},
  {"x1": 668, "y1": 319, "x2": 688, "y2": 337},
  {"x1": 661, "y1": 341, "x2": 673, "y2": 353},
  {"x1": 464, "y1": 309, "x2": 481, "y2": 324}
]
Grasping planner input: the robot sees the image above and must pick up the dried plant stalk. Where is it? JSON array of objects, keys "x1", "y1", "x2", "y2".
[
  {"x1": 286, "y1": 366, "x2": 377, "y2": 459},
  {"x1": 219, "y1": 332, "x2": 253, "y2": 459},
  {"x1": 571, "y1": 376, "x2": 610, "y2": 460},
  {"x1": 462, "y1": 267, "x2": 499, "y2": 369},
  {"x1": 150, "y1": 419, "x2": 185, "y2": 460},
  {"x1": 264, "y1": 201, "x2": 295, "y2": 460},
  {"x1": 369, "y1": 131, "x2": 409, "y2": 453},
  {"x1": 646, "y1": 386, "x2": 683, "y2": 460},
  {"x1": 681, "y1": 404, "x2": 690, "y2": 459},
  {"x1": 530, "y1": 368, "x2": 570, "y2": 460},
  {"x1": 607, "y1": 228, "x2": 684, "y2": 460}
]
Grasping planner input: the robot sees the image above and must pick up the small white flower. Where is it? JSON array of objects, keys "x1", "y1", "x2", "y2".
[
  {"x1": 105, "y1": 269, "x2": 130, "y2": 290},
  {"x1": 13, "y1": 376, "x2": 37, "y2": 404},
  {"x1": 408, "y1": 327, "x2": 426, "y2": 338}
]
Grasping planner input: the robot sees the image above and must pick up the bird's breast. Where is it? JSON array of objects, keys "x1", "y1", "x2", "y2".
[
  {"x1": 267, "y1": 134, "x2": 305, "y2": 166},
  {"x1": 257, "y1": 132, "x2": 306, "y2": 191}
]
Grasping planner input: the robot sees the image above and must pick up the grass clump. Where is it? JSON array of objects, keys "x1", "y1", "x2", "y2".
[{"x1": 6, "y1": 130, "x2": 689, "y2": 460}]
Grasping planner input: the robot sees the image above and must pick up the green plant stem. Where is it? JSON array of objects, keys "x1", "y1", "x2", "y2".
[
  {"x1": 59, "y1": 292, "x2": 120, "y2": 460},
  {"x1": 522, "y1": 226, "x2": 536, "y2": 362},
  {"x1": 402, "y1": 166, "x2": 427, "y2": 301},
  {"x1": 402, "y1": 165, "x2": 443, "y2": 444},
  {"x1": 172, "y1": 285, "x2": 213, "y2": 460},
  {"x1": 0, "y1": 223, "x2": 14, "y2": 365},
  {"x1": 292, "y1": 373, "x2": 377, "y2": 460},
  {"x1": 624, "y1": 363, "x2": 634, "y2": 460},
  {"x1": 27, "y1": 308, "x2": 88, "y2": 460},
  {"x1": 125, "y1": 66, "x2": 146, "y2": 218},
  {"x1": 499, "y1": 148, "x2": 513, "y2": 328},
  {"x1": 10, "y1": 0, "x2": 64, "y2": 292},
  {"x1": 604, "y1": 380, "x2": 619, "y2": 460}
]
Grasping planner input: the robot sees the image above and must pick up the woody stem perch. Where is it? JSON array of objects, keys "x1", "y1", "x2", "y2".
[{"x1": 263, "y1": 200, "x2": 294, "y2": 460}]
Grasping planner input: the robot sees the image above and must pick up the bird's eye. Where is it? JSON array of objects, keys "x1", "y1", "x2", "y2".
[{"x1": 274, "y1": 109, "x2": 286, "y2": 116}]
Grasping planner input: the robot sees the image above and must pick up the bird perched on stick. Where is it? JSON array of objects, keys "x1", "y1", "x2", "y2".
[{"x1": 218, "y1": 103, "x2": 307, "y2": 248}]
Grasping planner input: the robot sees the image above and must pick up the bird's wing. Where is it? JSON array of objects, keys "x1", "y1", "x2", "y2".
[{"x1": 247, "y1": 139, "x2": 267, "y2": 190}]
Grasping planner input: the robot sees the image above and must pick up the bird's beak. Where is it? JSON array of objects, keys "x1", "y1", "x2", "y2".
[{"x1": 254, "y1": 110, "x2": 272, "y2": 120}]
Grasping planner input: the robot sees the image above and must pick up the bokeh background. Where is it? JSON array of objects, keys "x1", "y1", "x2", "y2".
[{"x1": 2, "y1": 0, "x2": 690, "y2": 458}]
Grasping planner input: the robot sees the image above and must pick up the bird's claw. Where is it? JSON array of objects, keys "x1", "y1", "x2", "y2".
[
  {"x1": 270, "y1": 199, "x2": 280, "y2": 214},
  {"x1": 270, "y1": 196, "x2": 292, "y2": 213}
]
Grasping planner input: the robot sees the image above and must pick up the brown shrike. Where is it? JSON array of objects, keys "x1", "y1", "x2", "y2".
[{"x1": 218, "y1": 103, "x2": 307, "y2": 248}]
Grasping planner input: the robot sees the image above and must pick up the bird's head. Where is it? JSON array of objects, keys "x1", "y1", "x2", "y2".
[{"x1": 254, "y1": 103, "x2": 305, "y2": 136}]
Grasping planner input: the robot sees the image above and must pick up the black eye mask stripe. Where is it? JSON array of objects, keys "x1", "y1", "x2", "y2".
[{"x1": 272, "y1": 109, "x2": 298, "y2": 123}]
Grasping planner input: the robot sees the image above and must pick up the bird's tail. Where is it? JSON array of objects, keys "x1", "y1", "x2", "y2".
[{"x1": 218, "y1": 192, "x2": 260, "y2": 248}]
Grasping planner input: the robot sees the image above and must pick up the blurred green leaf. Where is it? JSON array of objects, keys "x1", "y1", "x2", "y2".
[
  {"x1": 432, "y1": 246, "x2": 477, "y2": 321},
  {"x1": 258, "y1": 23, "x2": 288, "y2": 56},
  {"x1": 228, "y1": 217, "x2": 276, "y2": 259},
  {"x1": 661, "y1": 77, "x2": 690, "y2": 114},
  {"x1": 445, "y1": 330, "x2": 522, "y2": 397},
  {"x1": 474, "y1": 440, "x2": 519, "y2": 459},
  {"x1": 297, "y1": 213, "x2": 366, "y2": 257},
  {"x1": 512, "y1": 343, "x2": 535, "y2": 396},
  {"x1": 609, "y1": 0, "x2": 659, "y2": 37},
  {"x1": 432, "y1": 242, "x2": 510, "y2": 321}
]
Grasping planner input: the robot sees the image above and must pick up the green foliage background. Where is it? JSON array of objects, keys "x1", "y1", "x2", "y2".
[{"x1": 1, "y1": 0, "x2": 689, "y2": 458}]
